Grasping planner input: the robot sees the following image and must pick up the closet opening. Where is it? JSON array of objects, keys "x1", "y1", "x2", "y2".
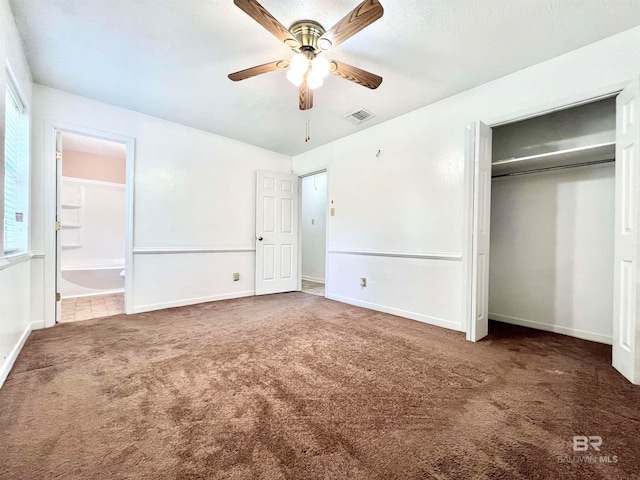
[
  {"x1": 299, "y1": 170, "x2": 327, "y2": 297},
  {"x1": 488, "y1": 97, "x2": 616, "y2": 344}
]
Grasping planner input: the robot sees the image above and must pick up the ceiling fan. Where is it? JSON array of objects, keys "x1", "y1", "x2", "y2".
[{"x1": 228, "y1": 0, "x2": 384, "y2": 110}]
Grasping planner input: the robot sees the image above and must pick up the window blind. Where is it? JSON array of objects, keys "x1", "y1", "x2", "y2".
[{"x1": 4, "y1": 87, "x2": 22, "y2": 253}]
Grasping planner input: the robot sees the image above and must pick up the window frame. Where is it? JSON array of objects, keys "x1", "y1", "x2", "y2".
[{"x1": 3, "y1": 68, "x2": 29, "y2": 258}]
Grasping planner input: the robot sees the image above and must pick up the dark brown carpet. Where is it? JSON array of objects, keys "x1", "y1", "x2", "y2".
[{"x1": 1, "y1": 293, "x2": 639, "y2": 479}]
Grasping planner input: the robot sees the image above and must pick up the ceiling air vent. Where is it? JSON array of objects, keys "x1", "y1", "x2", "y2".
[{"x1": 344, "y1": 108, "x2": 375, "y2": 125}]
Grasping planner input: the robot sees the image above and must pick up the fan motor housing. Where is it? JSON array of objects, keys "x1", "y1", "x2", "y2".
[{"x1": 288, "y1": 20, "x2": 326, "y2": 53}]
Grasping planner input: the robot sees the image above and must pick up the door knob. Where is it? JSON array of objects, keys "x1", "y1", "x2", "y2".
[{"x1": 258, "y1": 237, "x2": 263, "y2": 241}]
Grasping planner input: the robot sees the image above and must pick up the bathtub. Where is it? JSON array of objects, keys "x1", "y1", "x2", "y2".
[{"x1": 60, "y1": 266, "x2": 125, "y2": 298}]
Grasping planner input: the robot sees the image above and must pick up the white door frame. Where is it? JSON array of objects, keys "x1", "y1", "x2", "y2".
[
  {"x1": 43, "y1": 120, "x2": 135, "y2": 327},
  {"x1": 463, "y1": 83, "x2": 624, "y2": 342},
  {"x1": 297, "y1": 168, "x2": 329, "y2": 296}
]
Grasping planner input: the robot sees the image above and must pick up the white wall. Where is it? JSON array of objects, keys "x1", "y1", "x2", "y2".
[
  {"x1": 30, "y1": 85, "x2": 292, "y2": 323},
  {"x1": 489, "y1": 164, "x2": 614, "y2": 343},
  {"x1": 0, "y1": 258, "x2": 31, "y2": 385},
  {"x1": 301, "y1": 172, "x2": 326, "y2": 283},
  {"x1": 0, "y1": 0, "x2": 34, "y2": 387},
  {"x1": 292, "y1": 26, "x2": 640, "y2": 332}
]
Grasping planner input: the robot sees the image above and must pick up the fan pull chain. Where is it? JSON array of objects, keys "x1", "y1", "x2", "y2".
[{"x1": 305, "y1": 115, "x2": 311, "y2": 142}]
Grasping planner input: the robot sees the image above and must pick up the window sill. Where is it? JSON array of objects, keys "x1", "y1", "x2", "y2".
[{"x1": 0, "y1": 252, "x2": 32, "y2": 271}]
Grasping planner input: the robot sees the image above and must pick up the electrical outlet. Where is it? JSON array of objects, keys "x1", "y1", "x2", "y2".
[
  {"x1": 233, "y1": 272, "x2": 240, "y2": 282},
  {"x1": 360, "y1": 277, "x2": 367, "y2": 287}
]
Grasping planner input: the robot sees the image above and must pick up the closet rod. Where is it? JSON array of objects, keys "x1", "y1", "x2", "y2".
[{"x1": 492, "y1": 158, "x2": 614, "y2": 179}]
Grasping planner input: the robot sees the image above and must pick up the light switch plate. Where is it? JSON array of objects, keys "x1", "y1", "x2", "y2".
[{"x1": 331, "y1": 208, "x2": 335, "y2": 216}]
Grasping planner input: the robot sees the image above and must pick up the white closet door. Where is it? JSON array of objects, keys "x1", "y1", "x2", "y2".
[
  {"x1": 613, "y1": 77, "x2": 640, "y2": 384},
  {"x1": 466, "y1": 121, "x2": 492, "y2": 342}
]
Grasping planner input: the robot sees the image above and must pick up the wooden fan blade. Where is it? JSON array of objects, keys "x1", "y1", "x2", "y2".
[
  {"x1": 234, "y1": 0, "x2": 300, "y2": 48},
  {"x1": 319, "y1": 0, "x2": 383, "y2": 50},
  {"x1": 299, "y1": 81, "x2": 313, "y2": 110},
  {"x1": 228, "y1": 60, "x2": 289, "y2": 82},
  {"x1": 330, "y1": 61, "x2": 382, "y2": 89}
]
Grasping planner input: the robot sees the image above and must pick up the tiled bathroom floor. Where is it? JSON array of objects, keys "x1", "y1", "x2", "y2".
[
  {"x1": 60, "y1": 293, "x2": 124, "y2": 323},
  {"x1": 301, "y1": 280, "x2": 325, "y2": 297}
]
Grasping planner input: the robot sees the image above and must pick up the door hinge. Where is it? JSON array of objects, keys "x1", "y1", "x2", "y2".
[
  {"x1": 56, "y1": 150, "x2": 62, "y2": 161},
  {"x1": 56, "y1": 292, "x2": 61, "y2": 302},
  {"x1": 55, "y1": 221, "x2": 61, "y2": 231}
]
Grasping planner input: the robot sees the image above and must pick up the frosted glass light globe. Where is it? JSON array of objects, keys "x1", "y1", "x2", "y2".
[
  {"x1": 290, "y1": 53, "x2": 309, "y2": 75},
  {"x1": 286, "y1": 69, "x2": 304, "y2": 87},
  {"x1": 312, "y1": 57, "x2": 330, "y2": 78},
  {"x1": 307, "y1": 71, "x2": 324, "y2": 90}
]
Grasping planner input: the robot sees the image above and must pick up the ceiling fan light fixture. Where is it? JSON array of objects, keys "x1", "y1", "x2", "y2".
[{"x1": 229, "y1": 0, "x2": 384, "y2": 109}]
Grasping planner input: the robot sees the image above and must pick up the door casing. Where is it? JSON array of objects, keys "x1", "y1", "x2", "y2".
[
  {"x1": 297, "y1": 168, "x2": 329, "y2": 295},
  {"x1": 44, "y1": 121, "x2": 135, "y2": 327}
]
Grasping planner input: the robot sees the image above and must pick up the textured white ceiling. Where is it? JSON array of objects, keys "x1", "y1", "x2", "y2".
[{"x1": 9, "y1": 0, "x2": 640, "y2": 156}]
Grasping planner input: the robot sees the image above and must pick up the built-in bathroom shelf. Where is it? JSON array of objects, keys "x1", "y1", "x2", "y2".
[
  {"x1": 60, "y1": 179, "x2": 85, "y2": 251},
  {"x1": 492, "y1": 142, "x2": 615, "y2": 177}
]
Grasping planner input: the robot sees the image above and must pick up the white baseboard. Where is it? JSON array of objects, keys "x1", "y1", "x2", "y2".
[
  {"x1": 302, "y1": 275, "x2": 325, "y2": 284},
  {"x1": 31, "y1": 320, "x2": 45, "y2": 330},
  {"x1": 327, "y1": 293, "x2": 463, "y2": 332},
  {"x1": 489, "y1": 312, "x2": 612, "y2": 345},
  {"x1": 0, "y1": 322, "x2": 33, "y2": 389},
  {"x1": 132, "y1": 290, "x2": 256, "y2": 314},
  {"x1": 62, "y1": 289, "x2": 124, "y2": 300}
]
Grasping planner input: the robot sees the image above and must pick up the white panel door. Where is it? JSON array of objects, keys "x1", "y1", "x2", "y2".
[
  {"x1": 467, "y1": 121, "x2": 492, "y2": 342},
  {"x1": 613, "y1": 77, "x2": 640, "y2": 384},
  {"x1": 55, "y1": 132, "x2": 63, "y2": 322},
  {"x1": 256, "y1": 170, "x2": 298, "y2": 295}
]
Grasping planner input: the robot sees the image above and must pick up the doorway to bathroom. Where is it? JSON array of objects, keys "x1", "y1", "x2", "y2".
[
  {"x1": 56, "y1": 132, "x2": 129, "y2": 323},
  {"x1": 299, "y1": 170, "x2": 328, "y2": 297}
]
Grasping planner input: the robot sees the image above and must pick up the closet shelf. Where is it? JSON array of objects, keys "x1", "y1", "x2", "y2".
[
  {"x1": 492, "y1": 142, "x2": 615, "y2": 177},
  {"x1": 61, "y1": 203, "x2": 82, "y2": 209}
]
